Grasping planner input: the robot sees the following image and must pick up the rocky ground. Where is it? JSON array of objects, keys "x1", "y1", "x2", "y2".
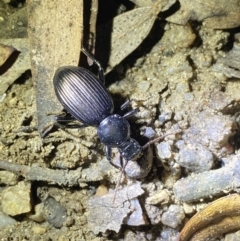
[{"x1": 1, "y1": 1, "x2": 240, "y2": 240}]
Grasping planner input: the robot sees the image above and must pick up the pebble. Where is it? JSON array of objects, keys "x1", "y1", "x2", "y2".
[
  {"x1": 161, "y1": 205, "x2": 185, "y2": 228},
  {"x1": 137, "y1": 81, "x2": 150, "y2": 92},
  {"x1": 28, "y1": 203, "x2": 45, "y2": 222},
  {"x1": 0, "y1": 212, "x2": 16, "y2": 229},
  {"x1": 124, "y1": 198, "x2": 148, "y2": 226},
  {"x1": 0, "y1": 171, "x2": 18, "y2": 185},
  {"x1": 158, "y1": 112, "x2": 172, "y2": 125},
  {"x1": 160, "y1": 227, "x2": 179, "y2": 241},
  {"x1": 42, "y1": 195, "x2": 67, "y2": 228},
  {"x1": 182, "y1": 203, "x2": 195, "y2": 215},
  {"x1": 143, "y1": 127, "x2": 156, "y2": 139},
  {"x1": 95, "y1": 184, "x2": 108, "y2": 196},
  {"x1": 157, "y1": 141, "x2": 173, "y2": 159},
  {"x1": 31, "y1": 225, "x2": 47, "y2": 235},
  {"x1": 1, "y1": 181, "x2": 31, "y2": 216},
  {"x1": 183, "y1": 110, "x2": 233, "y2": 155},
  {"x1": 177, "y1": 143, "x2": 214, "y2": 173},
  {"x1": 146, "y1": 189, "x2": 170, "y2": 205}
]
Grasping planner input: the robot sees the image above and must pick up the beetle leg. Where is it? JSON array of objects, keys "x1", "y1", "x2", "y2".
[
  {"x1": 120, "y1": 99, "x2": 131, "y2": 110},
  {"x1": 123, "y1": 109, "x2": 138, "y2": 119},
  {"x1": 54, "y1": 114, "x2": 87, "y2": 129},
  {"x1": 105, "y1": 145, "x2": 126, "y2": 169},
  {"x1": 105, "y1": 145, "x2": 112, "y2": 161},
  {"x1": 81, "y1": 47, "x2": 105, "y2": 84},
  {"x1": 121, "y1": 99, "x2": 138, "y2": 119},
  {"x1": 54, "y1": 114, "x2": 76, "y2": 122}
]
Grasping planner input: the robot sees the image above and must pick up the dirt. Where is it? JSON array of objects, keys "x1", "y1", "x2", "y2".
[{"x1": 1, "y1": 1, "x2": 240, "y2": 241}]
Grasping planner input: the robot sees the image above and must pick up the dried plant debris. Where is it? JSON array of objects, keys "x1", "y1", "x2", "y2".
[
  {"x1": 88, "y1": 182, "x2": 145, "y2": 234},
  {"x1": 167, "y1": 0, "x2": 240, "y2": 29},
  {"x1": 84, "y1": 0, "x2": 98, "y2": 65},
  {"x1": 212, "y1": 42, "x2": 240, "y2": 78},
  {"x1": 0, "y1": 156, "x2": 121, "y2": 185},
  {"x1": 179, "y1": 194, "x2": 240, "y2": 241},
  {"x1": 99, "y1": 0, "x2": 171, "y2": 72},
  {"x1": 0, "y1": 43, "x2": 15, "y2": 66},
  {"x1": 0, "y1": 160, "x2": 82, "y2": 186},
  {"x1": 0, "y1": 38, "x2": 30, "y2": 95},
  {"x1": 27, "y1": 0, "x2": 83, "y2": 136}
]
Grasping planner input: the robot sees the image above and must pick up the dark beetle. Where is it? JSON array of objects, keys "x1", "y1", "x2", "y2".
[{"x1": 53, "y1": 48, "x2": 143, "y2": 165}]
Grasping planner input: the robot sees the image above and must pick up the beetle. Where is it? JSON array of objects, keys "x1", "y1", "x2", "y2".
[
  {"x1": 53, "y1": 48, "x2": 180, "y2": 179},
  {"x1": 53, "y1": 48, "x2": 145, "y2": 165}
]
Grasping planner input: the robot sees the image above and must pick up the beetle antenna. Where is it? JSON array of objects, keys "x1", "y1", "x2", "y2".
[
  {"x1": 142, "y1": 129, "x2": 181, "y2": 150},
  {"x1": 112, "y1": 159, "x2": 128, "y2": 203}
]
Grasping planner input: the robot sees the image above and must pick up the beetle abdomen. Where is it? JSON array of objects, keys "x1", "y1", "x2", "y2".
[{"x1": 53, "y1": 66, "x2": 113, "y2": 126}]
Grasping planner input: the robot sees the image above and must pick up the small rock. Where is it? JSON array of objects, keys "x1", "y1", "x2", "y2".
[
  {"x1": 124, "y1": 229, "x2": 137, "y2": 241},
  {"x1": 144, "y1": 204, "x2": 162, "y2": 225},
  {"x1": 0, "y1": 212, "x2": 16, "y2": 229},
  {"x1": 160, "y1": 227, "x2": 179, "y2": 241},
  {"x1": 31, "y1": 225, "x2": 47, "y2": 235},
  {"x1": 42, "y1": 195, "x2": 67, "y2": 228},
  {"x1": 124, "y1": 198, "x2": 148, "y2": 226},
  {"x1": 95, "y1": 184, "x2": 108, "y2": 196},
  {"x1": 137, "y1": 81, "x2": 150, "y2": 92},
  {"x1": 143, "y1": 127, "x2": 156, "y2": 139},
  {"x1": 146, "y1": 189, "x2": 170, "y2": 205},
  {"x1": 28, "y1": 203, "x2": 45, "y2": 222},
  {"x1": 182, "y1": 203, "x2": 195, "y2": 215},
  {"x1": 177, "y1": 143, "x2": 214, "y2": 173},
  {"x1": 183, "y1": 110, "x2": 234, "y2": 155},
  {"x1": 158, "y1": 112, "x2": 172, "y2": 125},
  {"x1": 1, "y1": 181, "x2": 31, "y2": 216},
  {"x1": 0, "y1": 171, "x2": 18, "y2": 185},
  {"x1": 161, "y1": 205, "x2": 185, "y2": 228},
  {"x1": 157, "y1": 141, "x2": 173, "y2": 159}
]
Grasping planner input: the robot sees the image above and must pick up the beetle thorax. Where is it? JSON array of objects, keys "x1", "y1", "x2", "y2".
[{"x1": 97, "y1": 114, "x2": 130, "y2": 147}]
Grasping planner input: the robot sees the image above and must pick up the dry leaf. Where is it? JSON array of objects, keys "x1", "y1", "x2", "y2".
[
  {"x1": 0, "y1": 44, "x2": 15, "y2": 66},
  {"x1": 28, "y1": 0, "x2": 83, "y2": 136},
  {"x1": 97, "y1": 0, "x2": 169, "y2": 73},
  {"x1": 0, "y1": 38, "x2": 30, "y2": 95},
  {"x1": 212, "y1": 42, "x2": 240, "y2": 78},
  {"x1": 84, "y1": 0, "x2": 98, "y2": 66},
  {"x1": 167, "y1": 0, "x2": 240, "y2": 29}
]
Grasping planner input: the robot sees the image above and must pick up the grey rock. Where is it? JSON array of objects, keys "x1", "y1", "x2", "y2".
[
  {"x1": 161, "y1": 205, "x2": 185, "y2": 228},
  {"x1": 42, "y1": 195, "x2": 67, "y2": 228},
  {"x1": 0, "y1": 212, "x2": 16, "y2": 229},
  {"x1": 177, "y1": 143, "x2": 214, "y2": 173}
]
